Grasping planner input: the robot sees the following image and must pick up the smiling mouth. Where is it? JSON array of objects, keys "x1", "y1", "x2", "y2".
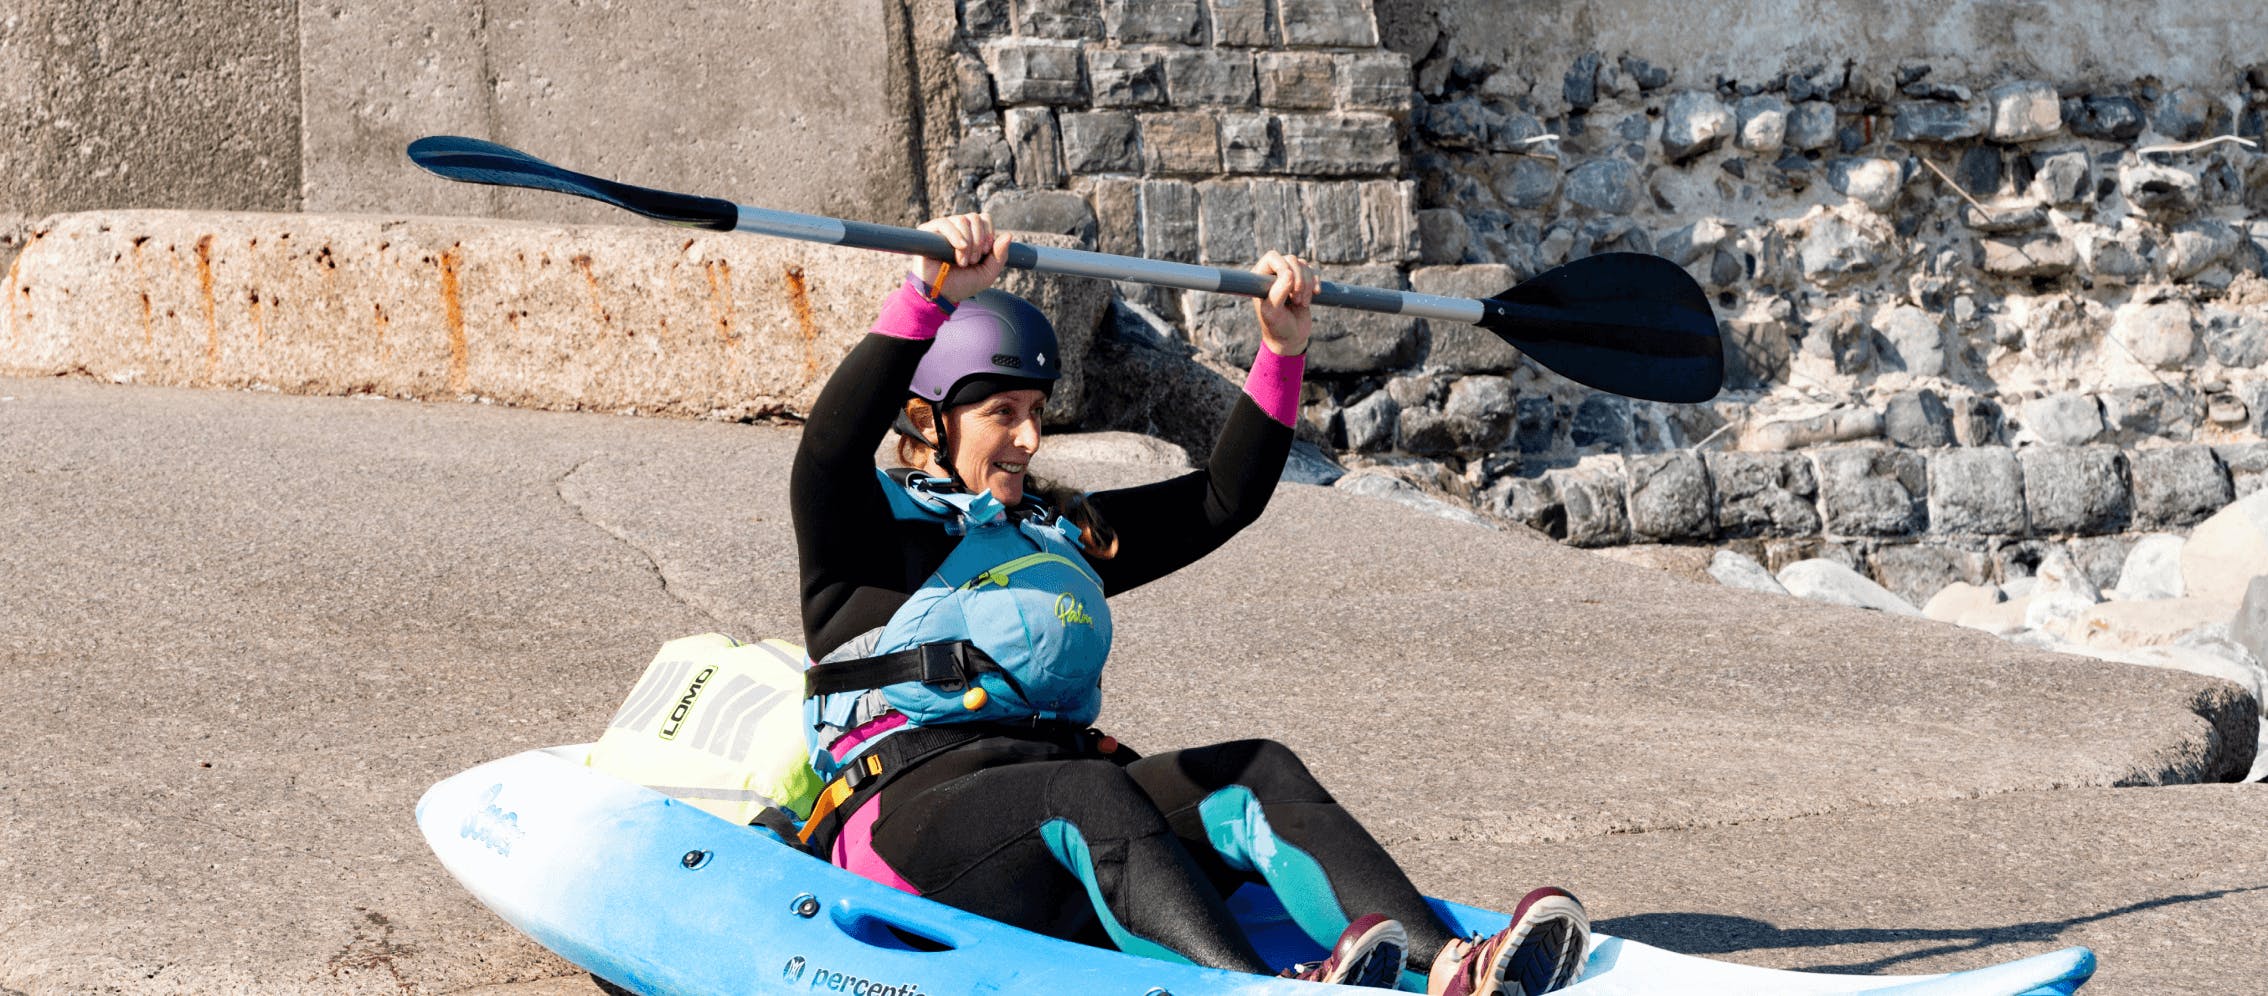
[{"x1": 994, "y1": 461, "x2": 1027, "y2": 474}]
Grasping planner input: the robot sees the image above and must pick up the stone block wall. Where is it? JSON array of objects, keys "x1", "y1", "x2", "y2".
[{"x1": 940, "y1": 0, "x2": 1422, "y2": 371}]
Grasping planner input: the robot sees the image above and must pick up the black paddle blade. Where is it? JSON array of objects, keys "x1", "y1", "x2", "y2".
[
  {"x1": 406, "y1": 135, "x2": 737, "y2": 231},
  {"x1": 1478, "y1": 253, "x2": 1723, "y2": 404}
]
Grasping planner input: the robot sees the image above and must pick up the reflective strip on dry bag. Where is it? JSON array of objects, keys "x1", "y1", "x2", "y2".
[{"x1": 589, "y1": 633, "x2": 823, "y2": 824}]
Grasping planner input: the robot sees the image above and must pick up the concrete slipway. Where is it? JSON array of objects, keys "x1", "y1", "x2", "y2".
[{"x1": 1, "y1": 378, "x2": 2263, "y2": 995}]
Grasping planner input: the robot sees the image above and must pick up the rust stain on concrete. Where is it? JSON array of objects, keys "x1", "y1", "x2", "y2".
[
  {"x1": 195, "y1": 235, "x2": 219, "y2": 381},
  {"x1": 440, "y1": 246, "x2": 469, "y2": 394},
  {"x1": 372, "y1": 302, "x2": 392, "y2": 361},
  {"x1": 702, "y1": 259, "x2": 736, "y2": 343},
  {"x1": 129, "y1": 237, "x2": 153, "y2": 346},
  {"x1": 782, "y1": 264, "x2": 820, "y2": 380},
  {"x1": 4, "y1": 236, "x2": 30, "y2": 348},
  {"x1": 248, "y1": 290, "x2": 266, "y2": 349},
  {"x1": 570, "y1": 253, "x2": 612, "y2": 327}
]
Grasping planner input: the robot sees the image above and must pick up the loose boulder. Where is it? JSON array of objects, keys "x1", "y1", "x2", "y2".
[
  {"x1": 2181, "y1": 489, "x2": 2268, "y2": 605},
  {"x1": 2112, "y1": 534, "x2": 2187, "y2": 600},
  {"x1": 1708, "y1": 549, "x2": 1788, "y2": 594},
  {"x1": 1777, "y1": 559, "x2": 1924, "y2": 616}
]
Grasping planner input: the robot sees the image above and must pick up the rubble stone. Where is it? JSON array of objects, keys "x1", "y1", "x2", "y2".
[
  {"x1": 1661, "y1": 91, "x2": 1734, "y2": 161},
  {"x1": 1988, "y1": 81, "x2": 2062, "y2": 141},
  {"x1": 1626, "y1": 451, "x2": 1716, "y2": 541},
  {"x1": 2021, "y1": 446, "x2": 2132, "y2": 535},
  {"x1": 1816, "y1": 446, "x2": 1928, "y2": 537},
  {"x1": 2130, "y1": 446, "x2": 2234, "y2": 529},
  {"x1": 1929, "y1": 447, "x2": 2028, "y2": 534}
]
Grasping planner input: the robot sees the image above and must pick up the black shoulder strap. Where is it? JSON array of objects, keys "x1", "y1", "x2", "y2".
[{"x1": 803, "y1": 640, "x2": 1031, "y2": 703}]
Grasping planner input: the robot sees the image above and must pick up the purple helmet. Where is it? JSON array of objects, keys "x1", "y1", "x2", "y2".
[{"x1": 909, "y1": 290, "x2": 1061, "y2": 407}]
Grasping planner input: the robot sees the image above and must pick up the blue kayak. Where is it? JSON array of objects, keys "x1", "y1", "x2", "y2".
[{"x1": 418, "y1": 745, "x2": 2096, "y2": 996}]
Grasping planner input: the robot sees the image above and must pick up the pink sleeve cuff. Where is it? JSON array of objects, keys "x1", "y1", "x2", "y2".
[
  {"x1": 1243, "y1": 343, "x2": 1306, "y2": 427},
  {"x1": 869, "y1": 276, "x2": 954, "y2": 341}
]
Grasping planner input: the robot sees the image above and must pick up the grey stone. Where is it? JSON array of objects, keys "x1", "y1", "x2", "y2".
[
  {"x1": 2111, "y1": 299, "x2": 2199, "y2": 371},
  {"x1": 1929, "y1": 447, "x2": 2027, "y2": 535},
  {"x1": 1956, "y1": 146, "x2": 2006, "y2": 196},
  {"x1": 2205, "y1": 309, "x2": 2268, "y2": 368},
  {"x1": 1103, "y1": 0, "x2": 1203, "y2": 43},
  {"x1": 1816, "y1": 447, "x2": 1929, "y2": 537},
  {"x1": 1416, "y1": 96, "x2": 1488, "y2": 147},
  {"x1": 1706, "y1": 451, "x2": 1822, "y2": 538},
  {"x1": 1257, "y1": 52, "x2": 1335, "y2": 109},
  {"x1": 1789, "y1": 106, "x2": 1845, "y2": 159},
  {"x1": 2069, "y1": 95, "x2": 2147, "y2": 140},
  {"x1": 982, "y1": 189, "x2": 1096, "y2": 246},
  {"x1": 2153, "y1": 87, "x2": 2219, "y2": 141},
  {"x1": 1488, "y1": 110, "x2": 1552, "y2": 152},
  {"x1": 1571, "y1": 395, "x2": 1629, "y2": 449},
  {"x1": 1282, "y1": 438, "x2": 1346, "y2": 486},
  {"x1": 1626, "y1": 452, "x2": 1716, "y2": 541},
  {"x1": 1827, "y1": 158, "x2": 1904, "y2": 212},
  {"x1": 1003, "y1": 107, "x2": 1065, "y2": 189},
  {"x1": 2237, "y1": 576, "x2": 2268, "y2": 668},
  {"x1": 1777, "y1": 559, "x2": 1925, "y2": 616},
  {"x1": 2102, "y1": 383, "x2": 2199, "y2": 440},
  {"x1": 1979, "y1": 234, "x2": 2077, "y2": 278},
  {"x1": 1303, "y1": 181, "x2": 1364, "y2": 262},
  {"x1": 2114, "y1": 533, "x2": 2188, "y2": 600},
  {"x1": 2120, "y1": 163, "x2": 2202, "y2": 216},
  {"x1": 1874, "y1": 305, "x2": 1951, "y2": 377},
  {"x1": 1515, "y1": 398, "x2": 1562, "y2": 454},
  {"x1": 1619, "y1": 55, "x2": 1671, "y2": 90},
  {"x1": 1884, "y1": 389, "x2": 1954, "y2": 448},
  {"x1": 1415, "y1": 209, "x2": 1471, "y2": 265},
  {"x1": 2022, "y1": 394, "x2": 2105, "y2": 446},
  {"x1": 1061, "y1": 111, "x2": 1140, "y2": 173},
  {"x1": 1708, "y1": 549, "x2": 1788, "y2": 594},
  {"x1": 1359, "y1": 180, "x2": 1417, "y2": 264},
  {"x1": 1950, "y1": 394, "x2": 2004, "y2": 449},
  {"x1": 955, "y1": 124, "x2": 1016, "y2": 173},
  {"x1": 2078, "y1": 227, "x2": 2153, "y2": 284},
  {"x1": 2029, "y1": 149, "x2": 2093, "y2": 206},
  {"x1": 1565, "y1": 159, "x2": 1640, "y2": 215},
  {"x1": 1799, "y1": 208, "x2": 1897, "y2": 285},
  {"x1": 1205, "y1": 0, "x2": 1271, "y2": 44},
  {"x1": 1661, "y1": 91, "x2": 1734, "y2": 161},
  {"x1": 1564, "y1": 52, "x2": 1602, "y2": 110},
  {"x1": 1250, "y1": 179, "x2": 1307, "y2": 257},
  {"x1": 1087, "y1": 48, "x2": 1167, "y2": 108},
  {"x1": 1139, "y1": 178, "x2": 1200, "y2": 262},
  {"x1": 1220, "y1": 112, "x2": 1282, "y2": 172},
  {"x1": 1493, "y1": 156, "x2": 1563, "y2": 209},
  {"x1": 1139, "y1": 112, "x2": 1222, "y2": 174},
  {"x1": 1890, "y1": 100, "x2": 1988, "y2": 142},
  {"x1": 1549, "y1": 464, "x2": 1631, "y2": 547},
  {"x1": 1988, "y1": 81, "x2": 2062, "y2": 142},
  {"x1": 1412, "y1": 264, "x2": 1523, "y2": 371},
  {"x1": 2167, "y1": 220, "x2": 2241, "y2": 279},
  {"x1": 984, "y1": 39, "x2": 1088, "y2": 105},
  {"x1": 1872, "y1": 544, "x2": 1989, "y2": 608},
  {"x1": 955, "y1": 51, "x2": 997, "y2": 116},
  {"x1": 1342, "y1": 389, "x2": 1399, "y2": 452},
  {"x1": 1165, "y1": 50, "x2": 1256, "y2": 107},
  {"x1": 1019, "y1": 0, "x2": 1105, "y2": 36},
  {"x1": 1304, "y1": 264, "x2": 1419, "y2": 374},
  {"x1": 1197, "y1": 179, "x2": 1256, "y2": 264},
  {"x1": 1335, "y1": 471, "x2": 1495, "y2": 528},
  {"x1": 1656, "y1": 217, "x2": 1734, "y2": 267},
  {"x1": 2025, "y1": 548, "x2": 2104, "y2": 631},
  {"x1": 1277, "y1": 0, "x2": 1378, "y2": 47},
  {"x1": 1722, "y1": 307, "x2": 1795, "y2": 390},
  {"x1": 2131, "y1": 446, "x2": 2234, "y2": 529},
  {"x1": 2021, "y1": 446, "x2": 2132, "y2": 535},
  {"x1": 1736, "y1": 95, "x2": 1790, "y2": 152},
  {"x1": 1336, "y1": 52, "x2": 1412, "y2": 114},
  {"x1": 1482, "y1": 474, "x2": 1564, "y2": 537},
  {"x1": 1280, "y1": 114, "x2": 1400, "y2": 175},
  {"x1": 1083, "y1": 177, "x2": 1142, "y2": 254}
]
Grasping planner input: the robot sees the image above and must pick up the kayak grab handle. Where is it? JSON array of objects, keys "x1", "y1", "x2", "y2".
[{"x1": 829, "y1": 898, "x2": 963, "y2": 953}]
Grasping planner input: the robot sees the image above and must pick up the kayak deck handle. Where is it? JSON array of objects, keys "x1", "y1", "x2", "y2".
[{"x1": 830, "y1": 901, "x2": 962, "y2": 953}]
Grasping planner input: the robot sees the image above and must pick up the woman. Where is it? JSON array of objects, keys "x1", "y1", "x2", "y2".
[{"x1": 789, "y1": 213, "x2": 1589, "y2": 994}]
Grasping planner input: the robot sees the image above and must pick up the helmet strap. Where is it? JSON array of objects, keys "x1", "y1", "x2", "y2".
[{"x1": 926, "y1": 399, "x2": 975, "y2": 494}]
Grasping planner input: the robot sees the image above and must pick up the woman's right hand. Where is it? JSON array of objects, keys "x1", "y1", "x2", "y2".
[{"x1": 915, "y1": 213, "x2": 1010, "y2": 303}]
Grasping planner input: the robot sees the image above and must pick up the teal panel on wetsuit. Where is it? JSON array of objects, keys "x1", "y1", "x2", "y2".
[
  {"x1": 1039, "y1": 819, "x2": 1195, "y2": 966},
  {"x1": 1200, "y1": 788, "x2": 1430, "y2": 992}
]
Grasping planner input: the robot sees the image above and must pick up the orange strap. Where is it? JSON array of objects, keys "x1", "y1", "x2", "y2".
[
  {"x1": 926, "y1": 262, "x2": 952, "y2": 301},
  {"x1": 797, "y1": 753, "x2": 884, "y2": 844}
]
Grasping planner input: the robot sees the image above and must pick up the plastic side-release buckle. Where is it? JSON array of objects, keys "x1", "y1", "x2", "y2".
[
  {"x1": 842, "y1": 752, "x2": 884, "y2": 792},
  {"x1": 917, "y1": 642, "x2": 970, "y2": 692}
]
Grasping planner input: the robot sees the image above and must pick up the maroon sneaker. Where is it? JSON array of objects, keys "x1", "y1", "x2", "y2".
[
  {"x1": 1425, "y1": 887, "x2": 1590, "y2": 995},
  {"x1": 1279, "y1": 913, "x2": 1409, "y2": 987}
]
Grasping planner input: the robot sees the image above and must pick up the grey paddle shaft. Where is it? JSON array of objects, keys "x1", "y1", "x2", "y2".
[{"x1": 733, "y1": 205, "x2": 1486, "y2": 324}]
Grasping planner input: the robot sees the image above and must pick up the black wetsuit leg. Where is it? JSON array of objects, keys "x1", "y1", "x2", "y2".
[
  {"x1": 1125, "y1": 739, "x2": 1461, "y2": 967},
  {"x1": 864, "y1": 748, "x2": 1276, "y2": 974}
]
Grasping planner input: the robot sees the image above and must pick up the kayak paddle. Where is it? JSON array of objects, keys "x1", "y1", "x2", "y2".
[{"x1": 406, "y1": 135, "x2": 1722, "y2": 403}]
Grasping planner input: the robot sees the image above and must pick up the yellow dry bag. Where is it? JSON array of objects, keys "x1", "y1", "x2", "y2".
[{"x1": 588, "y1": 633, "x2": 821, "y2": 824}]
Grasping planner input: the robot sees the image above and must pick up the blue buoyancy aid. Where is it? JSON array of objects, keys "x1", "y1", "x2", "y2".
[{"x1": 805, "y1": 471, "x2": 1113, "y2": 771}]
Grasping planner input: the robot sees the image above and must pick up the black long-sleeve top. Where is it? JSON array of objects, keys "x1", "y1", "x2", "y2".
[{"x1": 790, "y1": 284, "x2": 1294, "y2": 661}]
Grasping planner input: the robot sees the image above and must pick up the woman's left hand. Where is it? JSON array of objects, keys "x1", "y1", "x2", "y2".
[{"x1": 1251, "y1": 251, "x2": 1318, "y2": 357}]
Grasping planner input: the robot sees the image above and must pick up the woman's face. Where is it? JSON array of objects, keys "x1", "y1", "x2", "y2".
[{"x1": 940, "y1": 389, "x2": 1045, "y2": 504}]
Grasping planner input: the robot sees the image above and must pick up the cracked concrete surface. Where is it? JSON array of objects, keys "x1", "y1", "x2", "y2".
[{"x1": 2, "y1": 378, "x2": 2264, "y2": 994}]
